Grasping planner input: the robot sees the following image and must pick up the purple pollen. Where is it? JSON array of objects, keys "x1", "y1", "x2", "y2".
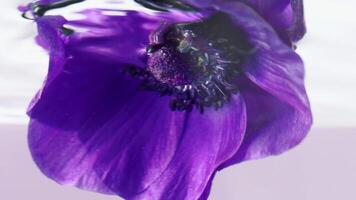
[{"x1": 147, "y1": 45, "x2": 195, "y2": 86}]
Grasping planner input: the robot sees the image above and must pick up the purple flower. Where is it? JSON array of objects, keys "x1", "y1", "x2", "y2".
[{"x1": 23, "y1": 0, "x2": 312, "y2": 199}]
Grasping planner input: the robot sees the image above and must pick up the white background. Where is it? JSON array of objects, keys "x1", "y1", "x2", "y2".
[{"x1": 0, "y1": 0, "x2": 356, "y2": 200}]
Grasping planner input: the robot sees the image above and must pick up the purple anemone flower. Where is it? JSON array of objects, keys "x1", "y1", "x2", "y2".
[{"x1": 22, "y1": 0, "x2": 312, "y2": 199}]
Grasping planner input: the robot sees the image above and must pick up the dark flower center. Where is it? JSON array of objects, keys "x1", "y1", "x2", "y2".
[{"x1": 127, "y1": 13, "x2": 253, "y2": 112}]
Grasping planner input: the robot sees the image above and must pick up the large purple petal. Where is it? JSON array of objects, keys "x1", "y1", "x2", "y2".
[
  {"x1": 217, "y1": 1, "x2": 310, "y2": 113},
  {"x1": 29, "y1": 93, "x2": 186, "y2": 195},
  {"x1": 215, "y1": 2, "x2": 312, "y2": 165},
  {"x1": 183, "y1": 0, "x2": 305, "y2": 44},
  {"x1": 238, "y1": 0, "x2": 306, "y2": 43},
  {"x1": 221, "y1": 77, "x2": 312, "y2": 166},
  {"x1": 28, "y1": 12, "x2": 189, "y2": 195},
  {"x1": 28, "y1": 7, "x2": 246, "y2": 199},
  {"x1": 30, "y1": 93, "x2": 246, "y2": 199},
  {"x1": 130, "y1": 95, "x2": 246, "y2": 200}
]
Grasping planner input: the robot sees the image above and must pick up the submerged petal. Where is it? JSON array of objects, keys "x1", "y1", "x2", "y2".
[
  {"x1": 29, "y1": 13, "x2": 187, "y2": 197},
  {"x1": 222, "y1": 77, "x2": 312, "y2": 166},
  {"x1": 238, "y1": 0, "x2": 306, "y2": 43},
  {"x1": 131, "y1": 95, "x2": 246, "y2": 200},
  {"x1": 215, "y1": 2, "x2": 311, "y2": 166},
  {"x1": 30, "y1": 93, "x2": 246, "y2": 199},
  {"x1": 183, "y1": 0, "x2": 306, "y2": 44},
  {"x1": 217, "y1": 1, "x2": 310, "y2": 112},
  {"x1": 29, "y1": 92, "x2": 187, "y2": 195},
  {"x1": 29, "y1": 13, "x2": 191, "y2": 195}
]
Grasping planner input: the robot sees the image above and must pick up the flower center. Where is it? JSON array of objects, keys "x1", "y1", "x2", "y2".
[
  {"x1": 147, "y1": 44, "x2": 197, "y2": 86},
  {"x1": 146, "y1": 28, "x2": 215, "y2": 86},
  {"x1": 127, "y1": 13, "x2": 253, "y2": 112}
]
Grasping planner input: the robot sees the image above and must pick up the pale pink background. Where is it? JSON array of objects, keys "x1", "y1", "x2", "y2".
[{"x1": 1, "y1": 0, "x2": 356, "y2": 200}]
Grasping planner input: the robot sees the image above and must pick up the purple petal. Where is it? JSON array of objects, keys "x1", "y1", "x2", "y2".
[
  {"x1": 239, "y1": 0, "x2": 305, "y2": 43},
  {"x1": 30, "y1": 94, "x2": 246, "y2": 199},
  {"x1": 130, "y1": 95, "x2": 246, "y2": 200},
  {"x1": 29, "y1": 93, "x2": 186, "y2": 195},
  {"x1": 221, "y1": 77, "x2": 312, "y2": 166},
  {"x1": 197, "y1": 172, "x2": 216, "y2": 200},
  {"x1": 288, "y1": 0, "x2": 306, "y2": 42},
  {"x1": 30, "y1": 13, "x2": 190, "y2": 195},
  {"x1": 217, "y1": 2, "x2": 310, "y2": 112},
  {"x1": 183, "y1": 0, "x2": 305, "y2": 44},
  {"x1": 28, "y1": 8, "x2": 246, "y2": 199},
  {"x1": 215, "y1": 2, "x2": 312, "y2": 166}
]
